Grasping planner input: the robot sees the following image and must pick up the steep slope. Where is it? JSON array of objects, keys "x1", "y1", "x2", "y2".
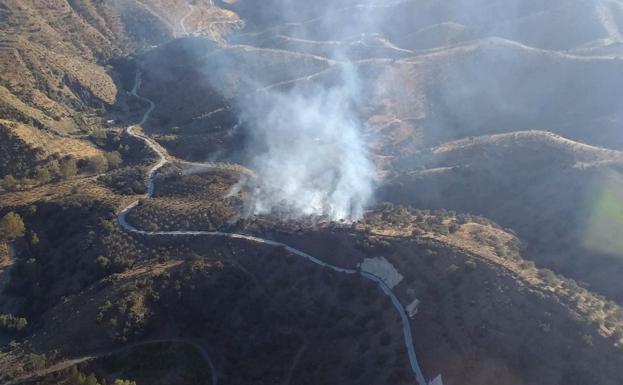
[
  {"x1": 134, "y1": 37, "x2": 333, "y2": 161},
  {"x1": 0, "y1": 119, "x2": 104, "y2": 178},
  {"x1": 0, "y1": 240, "x2": 414, "y2": 385},
  {"x1": 3, "y1": 1, "x2": 623, "y2": 384},
  {"x1": 131, "y1": 35, "x2": 623, "y2": 171},
  {"x1": 227, "y1": 0, "x2": 623, "y2": 51},
  {"x1": 2, "y1": 205, "x2": 623, "y2": 385},
  {"x1": 403, "y1": 38, "x2": 623, "y2": 148},
  {"x1": 383, "y1": 131, "x2": 623, "y2": 304},
  {"x1": 0, "y1": 0, "x2": 236, "y2": 178}
]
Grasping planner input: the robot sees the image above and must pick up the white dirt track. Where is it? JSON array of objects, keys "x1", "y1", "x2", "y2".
[{"x1": 120, "y1": 70, "x2": 430, "y2": 385}]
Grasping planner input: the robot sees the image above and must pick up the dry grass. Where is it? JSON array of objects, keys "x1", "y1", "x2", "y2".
[
  {"x1": 2, "y1": 120, "x2": 103, "y2": 159},
  {"x1": 0, "y1": 176, "x2": 135, "y2": 209},
  {"x1": 362, "y1": 206, "x2": 623, "y2": 346},
  {"x1": 433, "y1": 130, "x2": 623, "y2": 166}
]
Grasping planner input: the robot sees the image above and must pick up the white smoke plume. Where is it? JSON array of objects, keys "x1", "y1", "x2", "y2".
[
  {"x1": 241, "y1": 67, "x2": 375, "y2": 221},
  {"x1": 201, "y1": 0, "x2": 385, "y2": 221}
]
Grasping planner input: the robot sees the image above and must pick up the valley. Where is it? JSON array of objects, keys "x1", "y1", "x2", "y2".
[{"x1": 2, "y1": 1, "x2": 623, "y2": 385}]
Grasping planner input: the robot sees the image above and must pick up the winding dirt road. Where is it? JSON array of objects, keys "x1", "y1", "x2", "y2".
[
  {"x1": 6, "y1": 69, "x2": 431, "y2": 385},
  {"x1": 179, "y1": 3, "x2": 195, "y2": 36},
  {"x1": 6, "y1": 338, "x2": 217, "y2": 385},
  {"x1": 120, "y1": 71, "x2": 430, "y2": 385}
]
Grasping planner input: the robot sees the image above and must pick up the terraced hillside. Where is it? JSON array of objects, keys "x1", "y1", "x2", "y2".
[
  {"x1": 2, "y1": 0, "x2": 623, "y2": 385},
  {"x1": 0, "y1": 0, "x2": 239, "y2": 178}
]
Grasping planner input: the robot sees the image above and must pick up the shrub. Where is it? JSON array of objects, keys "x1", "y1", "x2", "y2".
[
  {"x1": 87, "y1": 155, "x2": 109, "y2": 174},
  {"x1": 59, "y1": 158, "x2": 78, "y2": 180},
  {"x1": 1, "y1": 175, "x2": 18, "y2": 191},
  {"x1": 105, "y1": 151, "x2": 123, "y2": 169},
  {"x1": 0, "y1": 212, "x2": 25, "y2": 240},
  {"x1": 0, "y1": 314, "x2": 28, "y2": 331},
  {"x1": 26, "y1": 205, "x2": 37, "y2": 216},
  {"x1": 35, "y1": 167, "x2": 52, "y2": 184},
  {"x1": 30, "y1": 232, "x2": 40, "y2": 246},
  {"x1": 449, "y1": 223, "x2": 461, "y2": 233},
  {"x1": 465, "y1": 260, "x2": 478, "y2": 272},
  {"x1": 28, "y1": 353, "x2": 46, "y2": 370},
  {"x1": 540, "y1": 268, "x2": 557, "y2": 285},
  {"x1": 97, "y1": 255, "x2": 111, "y2": 270},
  {"x1": 114, "y1": 380, "x2": 137, "y2": 385}
]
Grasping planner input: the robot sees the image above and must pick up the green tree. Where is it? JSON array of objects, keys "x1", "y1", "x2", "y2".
[
  {"x1": 113, "y1": 380, "x2": 137, "y2": 385},
  {"x1": 30, "y1": 232, "x2": 40, "y2": 246},
  {"x1": 0, "y1": 314, "x2": 28, "y2": 331},
  {"x1": 96, "y1": 255, "x2": 111, "y2": 270},
  {"x1": 26, "y1": 205, "x2": 37, "y2": 216},
  {"x1": 1, "y1": 175, "x2": 18, "y2": 191},
  {"x1": 59, "y1": 158, "x2": 78, "y2": 180},
  {"x1": 0, "y1": 212, "x2": 25, "y2": 240},
  {"x1": 35, "y1": 167, "x2": 52, "y2": 184},
  {"x1": 88, "y1": 155, "x2": 109, "y2": 174},
  {"x1": 28, "y1": 353, "x2": 46, "y2": 370},
  {"x1": 15, "y1": 317, "x2": 27, "y2": 330},
  {"x1": 47, "y1": 161, "x2": 61, "y2": 179},
  {"x1": 104, "y1": 151, "x2": 123, "y2": 169},
  {"x1": 84, "y1": 373, "x2": 100, "y2": 385}
]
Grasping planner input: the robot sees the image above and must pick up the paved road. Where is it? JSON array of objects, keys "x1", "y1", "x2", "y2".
[{"x1": 120, "y1": 71, "x2": 430, "y2": 385}]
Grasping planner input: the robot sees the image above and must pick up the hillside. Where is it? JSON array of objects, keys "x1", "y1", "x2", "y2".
[
  {"x1": 383, "y1": 131, "x2": 623, "y2": 304},
  {"x1": 0, "y1": 0, "x2": 238, "y2": 178},
  {"x1": 2, "y1": 202, "x2": 623, "y2": 385},
  {"x1": 2, "y1": 0, "x2": 623, "y2": 384}
]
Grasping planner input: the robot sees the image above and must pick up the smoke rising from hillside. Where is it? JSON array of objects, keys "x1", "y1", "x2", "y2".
[
  {"x1": 200, "y1": 0, "x2": 623, "y2": 221},
  {"x1": 241, "y1": 68, "x2": 375, "y2": 220},
  {"x1": 222, "y1": 1, "x2": 383, "y2": 221}
]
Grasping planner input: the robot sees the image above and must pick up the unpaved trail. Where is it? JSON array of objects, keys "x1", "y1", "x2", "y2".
[
  {"x1": 6, "y1": 338, "x2": 218, "y2": 385},
  {"x1": 119, "y1": 71, "x2": 430, "y2": 385},
  {"x1": 6, "y1": 66, "x2": 433, "y2": 385},
  {"x1": 597, "y1": 2, "x2": 623, "y2": 44},
  {"x1": 283, "y1": 339, "x2": 307, "y2": 385},
  {"x1": 179, "y1": 3, "x2": 195, "y2": 36}
]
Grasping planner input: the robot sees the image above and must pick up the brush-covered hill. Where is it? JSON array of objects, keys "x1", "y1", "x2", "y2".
[
  {"x1": 129, "y1": 32, "x2": 623, "y2": 167},
  {"x1": 3, "y1": 0, "x2": 623, "y2": 384},
  {"x1": 0, "y1": 0, "x2": 237, "y2": 179},
  {"x1": 225, "y1": 0, "x2": 623, "y2": 51},
  {"x1": 383, "y1": 130, "x2": 623, "y2": 304},
  {"x1": 133, "y1": 37, "x2": 333, "y2": 161},
  {"x1": 3, "y1": 0, "x2": 623, "y2": 178},
  {"x1": 1, "y1": 202, "x2": 623, "y2": 385}
]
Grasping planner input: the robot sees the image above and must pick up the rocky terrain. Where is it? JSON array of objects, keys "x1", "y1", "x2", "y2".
[{"x1": 2, "y1": 1, "x2": 623, "y2": 385}]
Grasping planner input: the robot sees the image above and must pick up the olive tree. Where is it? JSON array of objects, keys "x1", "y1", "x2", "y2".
[{"x1": 0, "y1": 212, "x2": 25, "y2": 240}]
